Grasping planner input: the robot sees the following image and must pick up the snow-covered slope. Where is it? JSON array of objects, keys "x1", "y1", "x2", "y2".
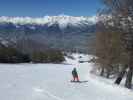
[
  {"x1": 0, "y1": 54, "x2": 132, "y2": 100},
  {"x1": 0, "y1": 15, "x2": 97, "y2": 29}
]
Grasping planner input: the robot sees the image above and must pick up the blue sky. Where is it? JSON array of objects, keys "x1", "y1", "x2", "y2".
[{"x1": 0, "y1": 0, "x2": 102, "y2": 17}]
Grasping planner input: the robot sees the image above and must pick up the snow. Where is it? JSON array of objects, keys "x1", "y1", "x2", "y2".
[
  {"x1": 0, "y1": 54, "x2": 133, "y2": 100},
  {"x1": 0, "y1": 15, "x2": 96, "y2": 29}
]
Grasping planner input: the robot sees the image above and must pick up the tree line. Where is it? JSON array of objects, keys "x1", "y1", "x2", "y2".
[{"x1": 0, "y1": 40, "x2": 65, "y2": 63}]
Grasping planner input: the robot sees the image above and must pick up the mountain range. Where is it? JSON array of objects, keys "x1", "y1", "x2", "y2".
[{"x1": 0, "y1": 15, "x2": 97, "y2": 53}]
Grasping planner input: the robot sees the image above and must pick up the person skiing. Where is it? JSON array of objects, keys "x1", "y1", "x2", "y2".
[{"x1": 71, "y1": 67, "x2": 80, "y2": 82}]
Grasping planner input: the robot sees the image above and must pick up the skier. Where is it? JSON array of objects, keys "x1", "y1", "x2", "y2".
[{"x1": 71, "y1": 67, "x2": 80, "y2": 82}]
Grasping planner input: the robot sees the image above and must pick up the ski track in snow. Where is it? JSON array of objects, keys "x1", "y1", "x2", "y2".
[
  {"x1": 0, "y1": 54, "x2": 133, "y2": 100},
  {"x1": 33, "y1": 87, "x2": 65, "y2": 100}
]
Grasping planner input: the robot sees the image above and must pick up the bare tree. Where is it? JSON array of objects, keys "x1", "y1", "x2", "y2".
[{"x1": 97, "y1": 0, "x2": 133, "y2": 88}]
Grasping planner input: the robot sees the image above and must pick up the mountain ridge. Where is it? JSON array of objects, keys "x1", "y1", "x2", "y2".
[{"x1": 0, "y1": 15, "x2": 97, "y2": 29}]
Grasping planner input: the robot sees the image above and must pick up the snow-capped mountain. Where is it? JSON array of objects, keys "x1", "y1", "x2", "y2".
[
  {"x1": 0, "y1": 15, "x2": 97, "y2": 29},
  {"x1": 0, "y1": 15, "x2": 97, "y2": 53}
]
